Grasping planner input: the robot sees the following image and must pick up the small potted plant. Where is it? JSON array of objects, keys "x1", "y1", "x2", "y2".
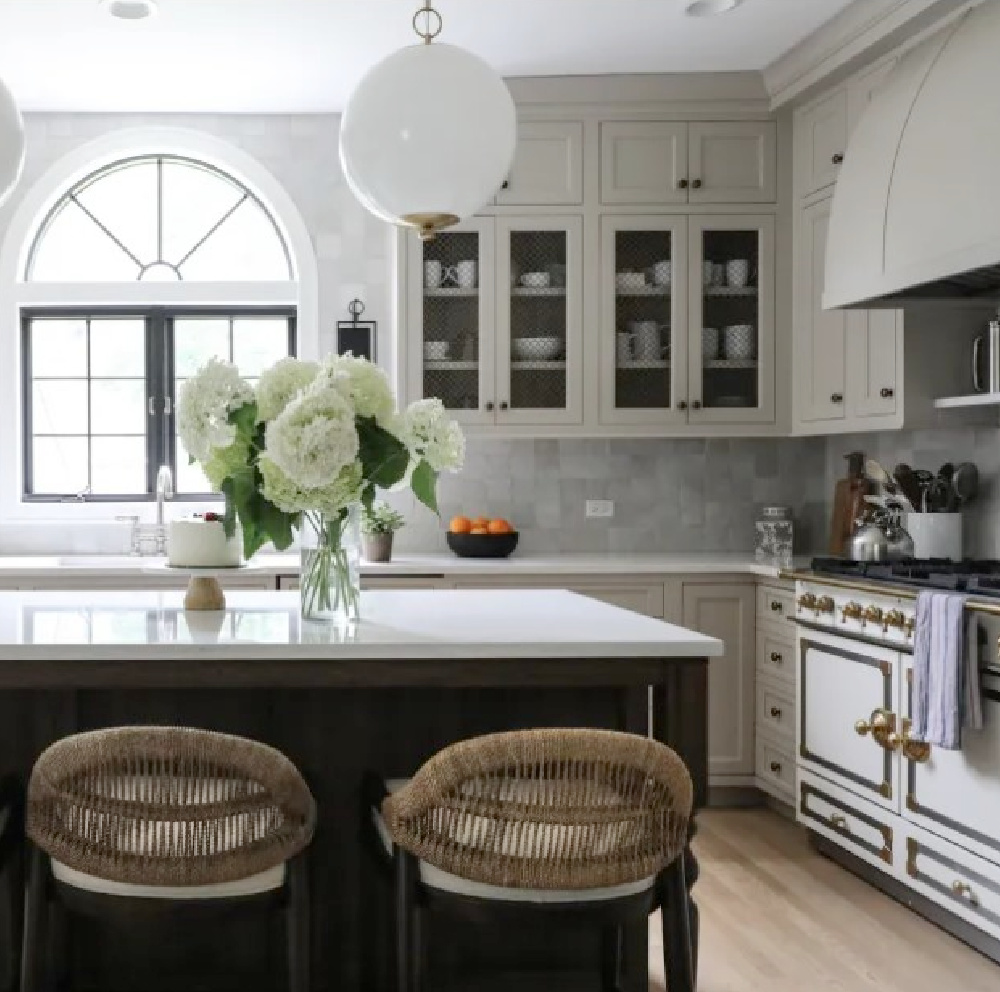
[{"x1": 361, "y1": 503, "x2": 405, "y2": 562}]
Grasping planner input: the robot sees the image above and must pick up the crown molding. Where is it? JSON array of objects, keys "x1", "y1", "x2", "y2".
[{"x1": 763, "y1": 0, "x2": 979, "y2": 108}]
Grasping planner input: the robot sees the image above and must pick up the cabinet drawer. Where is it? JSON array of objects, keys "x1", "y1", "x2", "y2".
[
  {"x1": 755, "y1": 734, "x2": 794, "y2": 800},
  {"x1": 756, "y1": 680, "x2": 795, "y2": 743},
  {"x1": 756, "y1": 629, "x2": 793, "y2": 687},
  {"x1": 903, "y1": 825, "x2": 1000, "y2": 942},
  {"x1": 799, "y1": 770, "x2": 894, "y2": 871},
  {"x1": 757, "y1": 584, "x2": 794, "y2": 625}
]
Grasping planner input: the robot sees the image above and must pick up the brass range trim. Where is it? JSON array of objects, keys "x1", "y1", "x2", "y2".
[{"x1": 781, "y1": 570, "x2": 1000, "y2": 619}]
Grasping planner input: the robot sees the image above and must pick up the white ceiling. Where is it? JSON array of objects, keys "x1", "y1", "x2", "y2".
[{"x1": 0, "y1": 0, "x2": 856, "y2": 113}]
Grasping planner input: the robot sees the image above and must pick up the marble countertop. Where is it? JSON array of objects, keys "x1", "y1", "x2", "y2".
[
  {"x1": 0, "y1": 588, "x2": 724, "y2": 661},
  {"x1": 0, "y1": 552, "x2": 803, "y2": 580}
]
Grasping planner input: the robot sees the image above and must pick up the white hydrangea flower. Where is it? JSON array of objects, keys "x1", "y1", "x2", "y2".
[
  {"x1": 317, "y1": 354, "x2": 395, "y2": 425},
  {"x1": 263, "y1": 384, "x2": 360, "y2": 490},
  {"x1": 399, "y1": 398, "x2": 465, "y2": 473},
  {"x1": 177, "y1": 358, "x2": 254, "y2": 463},
  {"x1": 255, "y1": 357, "x2": 319, "y2": 422},
  {"x1": 259, "y1": 456, "x2": 364, "y2": 516}
]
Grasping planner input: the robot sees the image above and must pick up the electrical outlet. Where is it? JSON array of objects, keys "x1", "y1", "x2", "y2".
[{"x1": 585, "y1": 500, "x2": 615, "y2": 519}]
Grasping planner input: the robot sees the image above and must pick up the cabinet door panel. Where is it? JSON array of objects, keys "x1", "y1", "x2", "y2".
[
  {"x1": 797, "y1": 197, "x2": 846, "y2": 422},
  {"x1": 682, "y1": 583, "x2": 755, "y2": 778},
  {"x1": 847, "y1": 309, "x2": 901, "y2": 418},
  {"x1": 496, "y1": 122, "x2": 583, "y2": 206},
  {"x1": 688, "y1": 122, "x2": 776, "y2": 203},
  {"x1": 600, "y1": 122, "x2": 688, "y2": 205},
  {"x1": 800, "y1": 89, "x2": 848, "y2": 197}
]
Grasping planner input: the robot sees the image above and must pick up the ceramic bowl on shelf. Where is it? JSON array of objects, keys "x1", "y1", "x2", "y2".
[
  {"x1": 446, "y1": 531, "x2": 519, "y2": 559},
  {"x1": 512, "y1": 336, "x2": 563, "y2": 361},
  {"x1": 423, "y1": 340, "x2": 450, "y2": 361},
  {"x1": 520, "y1": 272, "x2": 551, "y2": 289},
  {"x1": 616, "y1": 271, "x2": 646, "y2": 292},
  {"x1": 723, "y1": 324, "x2": 756, "y2": 360}
]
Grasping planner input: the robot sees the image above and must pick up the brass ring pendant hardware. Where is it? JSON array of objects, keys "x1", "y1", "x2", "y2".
[
  {"x1": 413, "y1": 2, "x2": 443, "y2": 43},
  {"x1": 403, "y1": 212, "x2": 460, "y2": 241}
]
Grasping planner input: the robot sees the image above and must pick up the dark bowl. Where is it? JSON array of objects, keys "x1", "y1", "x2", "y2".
[{"x1": 446, "y1": 530, "x2": 519, "y2": 559}]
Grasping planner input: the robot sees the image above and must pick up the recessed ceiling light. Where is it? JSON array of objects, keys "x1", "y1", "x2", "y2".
[
  {"x1": 685, "y1": 0, "x2": 745, "y2": 16},
  {"x1": 99, "y1": 0, "x2": 158, "y2": 20}
]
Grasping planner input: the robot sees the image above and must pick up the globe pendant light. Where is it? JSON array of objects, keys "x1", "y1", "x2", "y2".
[
  {"x1": 0, "y1": 74, "x2": 25, "y2": 209},
  {"x1": 340, "y1": 1, "x2": 516, "y2": 240}
]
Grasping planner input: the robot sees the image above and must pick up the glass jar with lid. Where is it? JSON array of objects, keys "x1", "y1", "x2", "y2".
[{"x1": 755, "y1": 505, "x2": 793, "y2": 567}]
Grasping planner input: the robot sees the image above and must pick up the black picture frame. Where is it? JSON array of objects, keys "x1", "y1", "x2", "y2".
[{"x1": 336, "y1": 320, "x2": 377, "y2": 361}]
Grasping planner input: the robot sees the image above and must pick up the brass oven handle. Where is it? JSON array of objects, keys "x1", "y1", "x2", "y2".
[
  {"x1": 952, "y1": 881, "x2": 978, "y2": 905},
  {"x1": 855, "y1": 708, "x2": 896, "y2": 749},
  {"x1": 887, "y1": 719, "x2": 931, "y2": 764}
]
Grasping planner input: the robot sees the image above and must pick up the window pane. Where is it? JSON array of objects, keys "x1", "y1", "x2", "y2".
[
  {"x1": 233, "y1": 318, "x2": 290, "y2": 376},
  {"x1": 91, "y1": 380, "x2": 145, "y2": 435},
  {"x1": 30, "y1": 319, "x2": 87, "y2": 377},
  {"x1": 176, "y1": 431, "x2": 214, "y2": 495},
  {"x1": 32, "y1": 437, "x2": 88, "y2": 495},
  {"x1": 174, "y1": 319, "x2": 231, "y2": 376},
  {"x1": 75, "y1": 160, "x2": 157, "y2": 266},
  {"x1": 161, "y1": 160, "x2": 244, "y2": 265},
  {"x1": 29, "y1": 200, "x2": 141, "y2": 281},
  {"x1": 91, "y1": 437, "x2": 146, "y2": 495},
  {"x1": 32, "y1": 381, "x2": 88, "y2": 435},
  {"x1": 89, "y1": 319, "x2": 145, "y2": 377},
  {"x1": 180, "y1": 199, "x2": 291, "y2": 281}
]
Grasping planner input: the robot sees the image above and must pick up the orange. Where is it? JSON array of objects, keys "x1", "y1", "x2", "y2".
[
  {"x1": 449, "y1": 515, "x2": 472, "y2": 534},
  {"x1": 470, "y1": 516, "x2": 490, "y2": 530},
  {"x1": 488, "y1": 518, "x2": 514, "y2": 535},
  {"x1": 469, "y1": 527, "x2": 490, "y2": 535}
]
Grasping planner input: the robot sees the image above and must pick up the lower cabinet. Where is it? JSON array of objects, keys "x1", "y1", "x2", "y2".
[
  {"x1": 454, "y1": 577, "x2": 667, "y2": 619},
  {"x1": 682, "y1": 581, "x2": 755, "y2": 780}
]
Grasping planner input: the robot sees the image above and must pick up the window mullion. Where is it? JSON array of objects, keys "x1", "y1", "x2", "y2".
[{"x1": 145, "y1": 313, "x2": 163, "y2": 497}]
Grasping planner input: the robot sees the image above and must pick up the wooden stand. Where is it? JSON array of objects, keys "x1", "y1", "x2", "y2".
[{"x1": 183, "y1": 576, "x2": 226, "y2": 612}]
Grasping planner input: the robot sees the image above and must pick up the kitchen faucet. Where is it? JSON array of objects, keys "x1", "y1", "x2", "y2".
[{"x1": 155, "y1": 465, "x2": 174, "y2": 553}]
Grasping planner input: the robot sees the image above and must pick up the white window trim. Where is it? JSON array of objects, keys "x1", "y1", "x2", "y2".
[{"x1": 0, "y1": 126, "x2": 318, "y2": 522}]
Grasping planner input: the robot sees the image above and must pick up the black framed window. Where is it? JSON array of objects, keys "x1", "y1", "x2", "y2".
[{"x1": 22, "y1": 307, "x2": 295, "y2": 501}]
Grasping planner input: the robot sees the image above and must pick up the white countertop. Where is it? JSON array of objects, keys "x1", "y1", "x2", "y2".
[
  {"x1": 0, "y1": 552, "x2": 801, "y2": 580},
  {"x1": 0, "y1": 588, "x2": 723, "y2": 661}
]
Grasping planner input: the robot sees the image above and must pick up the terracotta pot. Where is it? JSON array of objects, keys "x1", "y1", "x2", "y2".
[{"x1": 361, "y1": 532, "x2": 393, "y2": 563}]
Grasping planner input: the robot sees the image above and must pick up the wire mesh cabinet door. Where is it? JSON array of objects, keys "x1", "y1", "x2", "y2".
[
  {"x1": 405, "y1": 217, "x2": 497, "y2": 426},
  {"x1": 494, "y1": 217, "x2": 584, "y2": 426},
  {"x1": 687, "y1": 214, "x2": 775, "y2": 425},
  {"x1": 599, "y1": 215, "x2": 690, "y2": 427}
]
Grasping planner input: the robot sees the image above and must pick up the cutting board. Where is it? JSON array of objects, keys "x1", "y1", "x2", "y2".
[{"x1": 829, "y1": 452, "x2": 867, "y2": 556}]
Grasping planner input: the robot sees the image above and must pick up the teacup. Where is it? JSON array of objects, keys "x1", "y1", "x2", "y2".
[
  {"x1": 650, "y1": 260, "x2": 671, "y2": 287},
  {"x1": 424, "y1": 260, "x2": 443, "y2": 289},
  {"x1": 726, "y1": 259, "x2": 750, "y2": 288},
  {"x1": 628, "y1": 321, "x2": 666, "y2": 361}
]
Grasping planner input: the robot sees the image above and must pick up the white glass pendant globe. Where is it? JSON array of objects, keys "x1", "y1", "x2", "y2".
[
  {"x1": 340, "y1": 42, "x2": 516, "y2": 239},
  {"x1": 0, "y1": 75, "x2": 25, "y2": 209}
]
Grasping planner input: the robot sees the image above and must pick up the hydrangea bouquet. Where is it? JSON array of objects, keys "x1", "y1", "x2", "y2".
[{"x1": 177, "y1": 355, "x2": 464, "y2": 621}]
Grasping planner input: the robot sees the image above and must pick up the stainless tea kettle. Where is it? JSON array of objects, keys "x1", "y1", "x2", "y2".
[{"x1": 849, "y1": 519, "x2": 889, "y2": 562}]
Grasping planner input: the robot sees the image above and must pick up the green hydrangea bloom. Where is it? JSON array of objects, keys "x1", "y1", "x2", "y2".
[
  {"x1": 260, "y1": 455, "x2": 363, "y2": 516},
  {"x1": 203, "y1": 438, "x2": 250, "y2": 491}
]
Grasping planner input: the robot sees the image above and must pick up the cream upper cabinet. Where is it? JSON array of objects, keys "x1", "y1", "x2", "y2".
[
  {"x1": 688, "y1": 122, "x2": 777, "y2": 204},
  {"x1": 600, "y1": 122, "x2": 689, "y2": 205},
  {"x1": 847, "y1": 309, "x2": 901, "y2": 420},
  {"x1": 798, "y1": 89, "x2": 848, "y2": 198},
  {"x1": 796, "y1": 196, "x2": 846, "y2": 424},
  {"x1": 682, "y1": 581, "x2": 756, "y2": 780},
  {"x1": 847, "y1": 58, "x2": 897, "y2": 136},
  {"x1": 495, "y1": 122, "x2": 584, "y2": 206}
]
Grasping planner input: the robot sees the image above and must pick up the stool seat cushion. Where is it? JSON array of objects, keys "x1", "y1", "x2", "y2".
[{"x1": 27, "y1": 727, "x2": 316, "y2": 888}]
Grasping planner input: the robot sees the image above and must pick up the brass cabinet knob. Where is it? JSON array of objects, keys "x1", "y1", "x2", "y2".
[
  {"x1": 831, "y1": 393, "x2": 844, "y2": 404},
  {"x1": 678, "y1": 179, "x2": 689, "y2": 190},
  {"x1": 770, "y1": 600, "x2": 784, "y2": 613},
  {"x1": 830, "y1": 814, "x2": 849, "y2": 832},
  {"x1": 485, "y1": 401, "x2": 495, "y2": 412},
  {"x1": 797, "y1": 593, "x2": 818, "y2": 610},
  {"x1": 769, "y1": 706, "x2": 782, "y2": 719},
  {"x1": 855, "y1": 718, "x2": 872, "y2": 736},
  {"x1": 769, "y1": 651, "x2": 783, "y2": 664},
  {"x1": 769, "y1": 761, "x2": 782, "y2": 774},
  {"x1": 816, "y1": 596, "x2": 835, "y2": 614},
  {"x1": 692, "y1": 178, "x2": 703, "y2": 189},
  {"x1": 880, "y1": 387, "x2": 894, "y2": 398},
  {"x1": 499, "y1": 401, "x2": 509, "y2": 411},
  {"x1": 692, "y1": 400, "x2": 702, "y2": 410},
  {"x1": 677, "y1": 400, "x2": 688, "y2": 410},
  {"x1": 832, "y1": 153, "x2": 845, "y2": 165},
  {"x1": 841, "y1": 602, "x2": 863, "y2": 622},
  {"x1": 856, "y1": 708, "x2": 896, "y2": 749},
  {"x1": 863, "y1": 605, "x2": 884, "y2": 625},
  {"x1": 952, "y1": 880, "x2": 977, "y2": 904}
]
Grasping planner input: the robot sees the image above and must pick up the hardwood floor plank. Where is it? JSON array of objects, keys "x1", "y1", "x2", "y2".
[{"x1": 649, "y1": 809, "x2": 1000, "y2": 992}]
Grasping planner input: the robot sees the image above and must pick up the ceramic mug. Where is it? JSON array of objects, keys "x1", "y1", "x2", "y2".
[
  {"x1": 454, "y1": 259, "x2": 477, "y2": 289},
  {"x1": 726, "y1": 259, "x2": 750, "y2": 288},
  {"x1": 424, "y1": 260, "x2": 443, "y2": 289},
  {"x1": 616, "y1": 332, "x2": 635, "y2": 364},
  {"x1": 723, "y1": 324, "x2": 756, "y2": 360},
  {"x1": 651, "y1": 260, "x2": 671, "y2": 287},
  {"x1": 629, "y1": 321, "x2": 665, "y2": 361}
]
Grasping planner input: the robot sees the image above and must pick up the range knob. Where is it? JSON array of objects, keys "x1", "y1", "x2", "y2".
[
  {"x1": 863, "y1": 605, "x2": 884, "y2": 626},
  {"x1": 797, "y1": 593, "x2": 818, "y2": 610},
  {"x1": 816, "y1": 596, "x2": 835, "y2": 615},
  {"x1": 841, "y1": 602, "x2": 864, "y2": 622},
  {"x1": 884, "y1": 609, "x2": 907, "y2": 632}
]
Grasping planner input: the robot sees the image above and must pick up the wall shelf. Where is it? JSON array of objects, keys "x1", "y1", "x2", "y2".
[{"x1": 933, "y1": 393, "x2": 1000, "y2": 410}]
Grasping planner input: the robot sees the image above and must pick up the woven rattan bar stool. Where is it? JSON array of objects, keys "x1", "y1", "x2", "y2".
[
  {"x1": 365, "y1": 728, "x2": 695, "y2": 992},
  {"x1": 21, "y1": 727, "x2": 316, "y2": 992}
]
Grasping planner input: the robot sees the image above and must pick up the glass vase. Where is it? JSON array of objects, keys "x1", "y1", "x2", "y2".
[{"x1": 299, "y1": 505, "x2": 361, "y2": 624}]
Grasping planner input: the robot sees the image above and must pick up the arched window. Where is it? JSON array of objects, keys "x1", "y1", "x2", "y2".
[{"x1": 5, "y1": 143, "x2": 313, "y2": 505}]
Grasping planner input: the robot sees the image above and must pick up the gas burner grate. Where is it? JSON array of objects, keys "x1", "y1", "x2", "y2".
[{"x1": 810, "y1": 557, "x2": 1000, "y2": 598}]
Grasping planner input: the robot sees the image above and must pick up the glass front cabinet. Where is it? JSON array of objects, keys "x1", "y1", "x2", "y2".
[
  {"x1": 406, "y1": 217, "x2": 583, "y2": 427},
  {"x1": 601, "y1": 214, "x2": 775, "y2": 426}
]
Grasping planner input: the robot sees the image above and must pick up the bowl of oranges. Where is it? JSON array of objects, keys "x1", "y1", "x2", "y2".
[{"x1": 446, "y1": 515, "x2": 518, "y2": 558}]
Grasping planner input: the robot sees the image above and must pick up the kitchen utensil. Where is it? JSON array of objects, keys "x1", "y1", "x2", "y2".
[
  {"x1": 939, "y1": 462, "x2": 955, "y2": 482},
  {"x1": 954, "y1": 462, "x2": 980, "y2": 504},
  {"x1": 650, "y1": 260, "x2": 671, "y2": 287},
  {"x1": 423, "y1": 340, "x2": 449, "y2": 361},
  {"x1": 926, "y1": 477, "x2": 950, "y2": 513},
  {"x1": 701, "y1": 327, "x2": 720, "y2": 361},
  {"x1": 616, "y1": 271, "x2": 646, "y2": 292},
  {"x1": 829, "y1": 451, "x2": 868, "y2": 556},
  {"x1": 865, "y1": 458, "x2": 892, "y2": 488},
  {"x1": 972, "y1": 312, "x2": 1000, "y2": 393},
  {"x1": 520, "y1": 271, "x2": 550, "y2": 289},
  {"x1": 848, "y1": 518, "x2": 889, "y2": 562},
  {"x1": 893, "y1": 464, "x2": 921, "y2": 510},
  {"x1": 723, "y1": 325, "x2": 756, "y2": 360},
  {"x1": 628, "y1": 321, "x2": 665, "y2": 361},
  {"x1": 423, "y1": 259, "x2": 443, "y2": 289},
  {"x1": 512, "y1": 336, "x2": 563, "y2": 361},
  {"x1": 726, "y1": 259, "x2": 749, "y2": 288}
]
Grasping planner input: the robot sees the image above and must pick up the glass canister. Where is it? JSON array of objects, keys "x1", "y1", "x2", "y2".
[{"x1": 755, "y1": 506, "x2": 793, "y2": 567}]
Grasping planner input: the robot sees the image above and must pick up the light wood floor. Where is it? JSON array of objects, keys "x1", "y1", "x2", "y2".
[{"x1": 649, "y1": 808, "x2": 1000, "y2": 992}]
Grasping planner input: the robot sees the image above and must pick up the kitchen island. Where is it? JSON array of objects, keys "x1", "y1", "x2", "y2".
[{"x1": 0, "y1": 588, "x2": 721, "y2": 992}]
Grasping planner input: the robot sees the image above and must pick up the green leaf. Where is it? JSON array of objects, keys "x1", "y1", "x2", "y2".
[
  {"x1": 228, "y1": 400, "x2": 258, "y2": 438},
  {"x1": 410, "y1": 459, "x2": 439, "y2": 515},
  {"x1": 357, "y1": 417, "x2": 410, "y2": 489}
]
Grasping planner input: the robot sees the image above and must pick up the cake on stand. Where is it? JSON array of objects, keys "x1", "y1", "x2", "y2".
[{"x1": 157, "y1": 513, "x2": 244, "y2": 611}]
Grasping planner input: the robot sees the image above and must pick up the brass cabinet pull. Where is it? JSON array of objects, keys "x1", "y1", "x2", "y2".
[
  {"x1": 678, "y1": 179, "x2": 689, "y2": 190},
  {"x1": 769, "y1": 651, "x2": 783, "y2": 664},
  {"x1": 484, "y1": 401, "x2": 495, "y2": 412},
  {"x1": 692, "y1": 178, "x2": 703, "y2": 189},
  {"x1": 677, "y1": 400, "x2": 688, "y2": 410},
  {"x1": 952, "y1": 881, "x2": 978, "y2": 905},
  {"x1": 887, "y1": 719, "x2": 932, "y2": 764},
  {"x1": 692, "y1": 400, "x2": 702, "y2": 410},
  {"x1": 830, "y1": 814, "x2": 849, "y2": 832},
  {"x1": 769, "y1": 706, "x2": 782, "y2": 719},
  {"x1": 831, "y1": 392, "x2": 844, "y2": 404},
  {"x1": 770, "y1": 600, "x2": 783, "y2": 613},
  {"x1": 769, "y1": 761, "x2": 782, "y2": 774},
  {"x1": 880, "y1": 387, "x2": 894, "y2": 398},
  {"x1": 855, "y1": 708, "x2": 896, "y2": 749},
  {"x1": 499, "y1": 401, "x2": 509, "y2": 411},
  {"x1": 832, "y1": 153, "x2": 844, "y2": 165}
]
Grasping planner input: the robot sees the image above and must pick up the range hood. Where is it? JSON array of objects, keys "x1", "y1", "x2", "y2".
[{"x1": 825, "y1": 0, "x2": 1000, "y2": 309}]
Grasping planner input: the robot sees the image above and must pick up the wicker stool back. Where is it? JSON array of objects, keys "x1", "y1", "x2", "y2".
[
  {"x1": 383, "y1": 728, "x2": 692, "y2": 891},
  {"x1": 26, "y1": 726, "x2": 316, "y2": 887}
]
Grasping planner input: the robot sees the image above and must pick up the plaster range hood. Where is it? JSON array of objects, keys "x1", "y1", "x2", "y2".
[{"x1": 824, "y1": 0, "x2": 1000, "y2": 309}]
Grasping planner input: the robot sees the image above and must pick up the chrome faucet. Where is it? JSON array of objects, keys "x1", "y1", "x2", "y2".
[{"x1": 154, "y1": 465, "x2": 174, "y2": 554}]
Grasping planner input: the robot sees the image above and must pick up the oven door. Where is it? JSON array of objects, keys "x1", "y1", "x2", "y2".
[
  {"x1": 797, "y1": 625, "x2": 901, "y2": 811},
  {"x1": 902, "y1": 656, "x2": 1000, "y2": 866}
]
